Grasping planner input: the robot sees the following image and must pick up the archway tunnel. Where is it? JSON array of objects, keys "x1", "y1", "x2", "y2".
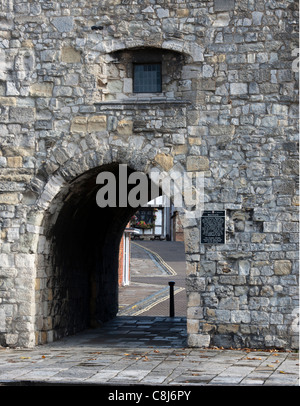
[{"x1": 37, "y1": 163, "x2": 161, "y2": 343}]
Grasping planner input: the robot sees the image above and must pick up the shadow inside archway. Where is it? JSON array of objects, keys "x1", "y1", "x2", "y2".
[
  {"x1": 37, "y1": 163, "x2": 189, "y2": 348},
  {"x1": 75, "y1": 316, "x2": 187, "y2": 348}
]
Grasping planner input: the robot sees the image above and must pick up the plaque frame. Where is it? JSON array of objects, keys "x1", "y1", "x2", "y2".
[{"x1": 200, "y1": 210, "x2": 226, "y2": 244}]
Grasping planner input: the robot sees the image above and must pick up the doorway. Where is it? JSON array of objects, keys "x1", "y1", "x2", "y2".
[{"x1": 35, "y1": 163, "x2": 187, "y2": 346}]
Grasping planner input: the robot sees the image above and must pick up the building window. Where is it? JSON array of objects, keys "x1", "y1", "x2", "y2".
[{"x1": 133, "y1": 63, "x2": 162, "y2": 93}]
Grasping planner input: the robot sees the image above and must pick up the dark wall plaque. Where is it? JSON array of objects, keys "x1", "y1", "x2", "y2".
[{"x1": 201, "y1": 211, "x2": 226, "y2": 244}]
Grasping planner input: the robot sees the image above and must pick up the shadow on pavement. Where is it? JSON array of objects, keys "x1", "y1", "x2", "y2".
[{"x1": 81, "y1": 316, "x2": 187, "y2": 348}]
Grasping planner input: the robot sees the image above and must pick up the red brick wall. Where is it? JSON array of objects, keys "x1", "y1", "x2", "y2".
[{"x1": 118, "y1": 234, "x2": 124, "y2": 286}]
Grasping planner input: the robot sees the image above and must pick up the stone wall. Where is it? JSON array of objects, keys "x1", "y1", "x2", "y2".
[{"x1": 0, "y1": 0, "x2": 298, "y2": 349}]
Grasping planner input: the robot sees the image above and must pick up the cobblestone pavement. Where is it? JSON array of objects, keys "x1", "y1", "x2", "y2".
[{"x1": 0, "y1": 241, "x2": 299, "y2": 387}]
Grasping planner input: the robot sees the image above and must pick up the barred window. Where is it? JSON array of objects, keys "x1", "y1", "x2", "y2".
[{"x1": 133, "y1": 63, "x2": 162, "y2": 93}]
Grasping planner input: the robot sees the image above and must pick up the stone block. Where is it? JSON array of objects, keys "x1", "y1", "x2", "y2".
[
  {"x1": 209, "y1": 125, "x2": 235, "y2": 136},
  {"x1": 30, "y1": 82, "x2": 53, "y2": 97},
  {"x1": 157, "y1": 8, "x2": 169, "y2": 18},
  {"x1": 123, "y1": 78, "x2": 132, "y2": 93},
  {"x1": 213, "y1": 12, "x2": 230, "y2": 27},
  {"x1": 219, "y1": 276, "x2": 246, "y2": 285},
  {"x1": 61, "y1": 47, "x2": 81, "y2": 63},
  {"x1": 274, "y1": 260, "x2": 292, "y2": 275},
  {"x1": 0, "y1": 253, "x2": 15, "y2": 268},
  {"x1": 270, "y1": 313, "x2": 283, "y2": 324},
  {"x1": 187, "y1": 306, "x2": 204, "y2": 319},
  {"x1": 186, "y1": 156, "x2": 209, "y2": 171},
  {"x1": 173, "y1": 145, "x2": 188, "y2": 155},
  {"x1": 53, "y1": 86, "x2": 73, "y2": 97},
  {"x1": 188, "y1": 137, "x2": 202, "y2": 146},
  {"x1": 274, "y1": 180, "x2": 295, "y2": 195},
  {"x1": 71, "y1": 116, "x2": 88, "y2": 133},
  {"x1": 214, "y1": 0, "x2": 235, "y2": 11},
  {"x1": 0, "y1": 309, "x2": 6, "y2": 332},
  {"x1": 9, "y1": 107, "x2": 35, "y2": 123},
  {"x1": 107, "y1": 80, "x2": 123, "y2": 94},
  {"x1": 154, "y1": 153, "x2": 174, "y2": 171},
  {"x1": 261, "y1": 116, "x2": 278, "y2": 127},
  {"x1": 0, "y1": 97, "x2": 16, "y2": 106},
  {"x1": 251, "y1": 311, "x2": 269, "y2": 325},
  {"x1": 253, "y1": 208, "x2": 271, "y2": 222},
  {"x1": 186, "y1": 276, "x2": 206, "y2": 292},
  {"x1": 51, "y1": 17, "x2": 74, "y2": 32},
  {"x1": 219, "y1": 297, "x2": 239, "y2": 310},
  {"x1": 230, "y1": 83, "x2": 248, "y2": 95},
  {"x1": 40, "y1": 50, "x2": 57, "y2": 62},
  {"x1": 251, "y1": 233, "x2": 266, "y2": 243},
  {"x1": 117, "y1": 119, "x2": 133, "y2": 136},
  {"x1": 0, "y1": 193, "x2": 19, "y2": 204},
  {"x1": 188, "y1": 334, "x2": 210, "y2": 348},
  {"x1": 184, "y1": 227, "x2": 200, "y2": 254},
  {"x1": 172, "y1": 133, "x2": 185, "y2": 145},
  {"x1": 199, "y1": 78, "x2": 216, "y2": 91},
  {"x1": 238, "y1": 260, "x2": 250, "y2": 275},
  {"x1": 4, "y1": 334, "x2": 18, "y2": 345},
  {"x1": 282, "y1": 160, "x2": 299, "y2": 175},
  {"x1": 188, "y1": 292, "x2": 201, "y2": 307},
  {"x1": 0, "y1": 157, "x2": 7, "y2": 167},
  {"x1": 15, "y1": 254, "x2": 35, "y2": 269},
  {"x1": 282, "y1": 222, "x2": 299, "y2": 233},
  {"x1": 35, "y1": 120, "x2": 53, "y2": 130},
  {"x1": 187, "y1": 319, "x2": 199, "y2": 334},
  {"x1": 263, "y1": 222, "x2": 282, "y2": 233},
  {"x1": 272, "y1": 103, "x2": 288, "y2": 116},
  {"x1": 6, "y1": 82, "x2": 19, "y2": 96},
  {"x1": 87, "y1": 115, "x2": 107, "y2": 132},
  {"x1": 7, "y1": 156, "x2": 22, "y2": 168},
  {"x1": 177, "y1": 9, "x2": 189, "y2": 17},
  {"x1": 252, "y1": 11, "x2": 263, "y2": 25},
  {"x1": 231, "y1": 310, "x2": 251, "y2": 323}
]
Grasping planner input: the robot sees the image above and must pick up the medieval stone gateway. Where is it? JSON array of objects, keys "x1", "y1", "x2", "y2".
[{"x1": 0, "y1": 0, "x2": 298, "y2": 350}]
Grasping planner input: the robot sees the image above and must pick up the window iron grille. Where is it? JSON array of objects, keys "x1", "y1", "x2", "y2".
[{"x1": 133, "y1": 63, "x2": 162, "y2": 93}]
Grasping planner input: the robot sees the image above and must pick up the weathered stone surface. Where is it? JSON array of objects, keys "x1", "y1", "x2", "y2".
[
  {"x1": 61, "y1": 47, "x2": 81, "y2": 63},
  {"x1": 117, "y1": 119, "x2": 133, "y2": 136},
  {"x1": 0, "y1": 0, "x2": 298, "y2": 351},
  {"x1": 154, "y1": 153, "x2": 174, "y2": 171},
  {"x1": 87, "y1": 115, "x2": 107, "y2": 132},
  {"x1": 71, "y1": 116, "x2": 88, "y2": 133},
  {"x1": 188, "y1": 333, "x2": 210, "y2": 347},
  {"x1": 186, "y1": 156, "x2": 209, "y2": 171},
  {"x1": 9, "y1": 107, "x2": 35, "y2": 123},
  {"x1": 30, "y1": 83, "x2": 53, "y2": 97},
  {"x1": 51, "y1": 17, "x2": 74, "y2": 33},
  {"x1": 214, "y1": 0, "x2": 235, "y2": 12},
  {"x1": 7, "y1": 156, "x2": 22, "y2": 168},
  {"x1": 274, "y1": 260, "x2": 292, "y2": 276}
]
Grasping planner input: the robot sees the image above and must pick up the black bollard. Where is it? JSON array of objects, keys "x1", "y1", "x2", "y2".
[{"x1": 169, "y1": 281, "x2": 175, "y2": 318}]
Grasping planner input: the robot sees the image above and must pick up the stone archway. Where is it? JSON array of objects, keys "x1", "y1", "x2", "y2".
[
  {"x1": 35, "y1": 163, "x2": 136, "y2": 343},
  {"x1": 32, "y1": 143, "x2": 193, "y2": 345}
]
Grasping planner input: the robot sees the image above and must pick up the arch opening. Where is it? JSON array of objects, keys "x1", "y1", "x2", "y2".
[{"x1": 35, "y1": 163, "x2": 166, "y2": 344}]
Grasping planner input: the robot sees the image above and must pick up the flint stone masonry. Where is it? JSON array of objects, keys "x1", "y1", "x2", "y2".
[{"x1": 0, "y1": 0, "x2": 298, "y2": 350}]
